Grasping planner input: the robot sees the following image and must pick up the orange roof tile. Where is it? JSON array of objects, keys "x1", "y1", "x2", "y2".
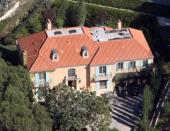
[
  {"x1": 17, "y1": 26, "x2": 154, "y2": 72},
  {"x1": 17, "y1": 31, "x2": 47, "y2": 70}
]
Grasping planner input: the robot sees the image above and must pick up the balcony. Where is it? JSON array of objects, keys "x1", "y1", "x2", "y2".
[
  {"x1": 67, "y1": 75, "x2": 78, "y2": 81},
  {"x1": 92, "y1": 73, "x2": 112, "y2": 81},
  {"x1": 34, "y1": 79, "x2": 50, "y2": 87}
]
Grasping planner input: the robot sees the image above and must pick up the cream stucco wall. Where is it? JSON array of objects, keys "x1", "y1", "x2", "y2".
[
  {"x1": 31, "y1": 58, "x2": 154, "y2": 96},
  {"x1": 90, "y1": 64, "x2": 116, "y2": 96},
  {"x1": 49, "y1": 66, "x2": 88, "y2": 90}
]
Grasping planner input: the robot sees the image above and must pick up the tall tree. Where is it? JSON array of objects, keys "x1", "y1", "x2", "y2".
[
  {"x1": 43, "y1": 85, "x2": 111, "y2": 131},
  {"x1": 56, "y1": 0, "x2": 68, "y2": 27},
  {"x1": 140, "y1": 85, "x2": 153, "y2": 131},
  {"x1": 0, "y1": 58, "x2": 52, "y2": 131},
  {"x1": 75, "y1": 0, "x2": 87, "y2": 26}
]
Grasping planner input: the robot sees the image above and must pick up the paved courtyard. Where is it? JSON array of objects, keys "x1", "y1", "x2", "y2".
[{"x1": 107, "y1": 93, "x2": 143, "y2": 131}]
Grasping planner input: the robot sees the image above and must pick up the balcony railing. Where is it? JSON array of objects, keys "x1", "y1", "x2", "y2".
[
  {"x1": 92, "y1": 73, "x2": 112, "y2": 81},
  {"x1": 34, "y1": 79, "x2": 51, "y2": 87},
  {"x1": 67, "y1": 75, "x2": 78, "y2": 81}
]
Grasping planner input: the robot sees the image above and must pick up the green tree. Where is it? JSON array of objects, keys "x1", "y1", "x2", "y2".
[
  {"x1": 27, "y1": 13, "x2": 42, "y2": 33},
  {"x1": 0, "y1": 58, "x2": 52, "y2": 131},
  {"x1": 43, "y1": 84, "x2": 111, "y2": 131},
  {"x1": 56, "y1": 0, "x2": 68, "y2": 27},
  {"x1": 74, "y1": 0, "x2": 87, "y2": 26},
  {"x1": 140, "y1": 85, "x2": 153, "y2": 131}
]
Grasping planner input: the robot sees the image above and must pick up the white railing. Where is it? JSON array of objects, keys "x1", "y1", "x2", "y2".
[
  {"x1": 34, "y1": 79, "x2": 51, "y2": 87},
  {"x1": 92, "y1": 73, "x2": 112, "y2": 81}
]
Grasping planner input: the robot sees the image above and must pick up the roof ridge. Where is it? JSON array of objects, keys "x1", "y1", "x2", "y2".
[{"x1": 89, "y1": 47, "x2": 100, "y2": 65}]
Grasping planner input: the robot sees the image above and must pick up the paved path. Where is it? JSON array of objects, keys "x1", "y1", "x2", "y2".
[
  {"x1": 0, "y1": 2, "x2": 20, "y2": 22},
  {"x1": 107, "y1": 93, "x2": 143, "y2": 131},
  {"x1": 150, "y1": 81, "x2": 170, "y2": 128}
]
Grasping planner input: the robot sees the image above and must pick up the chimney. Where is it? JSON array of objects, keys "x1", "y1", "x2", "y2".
[
  {"x1": 118, "y1": 20, "x2": 122, "y2": 29},
  {"x1": 47, "y1": 19, "x2": 52, "y2": 30},
  {"x1": 22, "y1": 50, "x2": 27, "y2": 66}
]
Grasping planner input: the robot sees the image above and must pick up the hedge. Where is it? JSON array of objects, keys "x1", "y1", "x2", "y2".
[{"x1": 74, "y1": 0, "x2": 170, "y2": 17}]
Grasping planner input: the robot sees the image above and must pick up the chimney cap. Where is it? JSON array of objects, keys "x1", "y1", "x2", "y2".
[
  {"x1": 118, "y1": 19, "x2": 122, "y2": 29},
  {"x1": 47, "y1": 19, "x2": 52, "y2": 30}
]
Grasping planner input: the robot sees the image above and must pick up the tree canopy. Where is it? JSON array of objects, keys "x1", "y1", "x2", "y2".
[
  {"x1": 0, "y1": 58, "x2": 52, "y2": 131},
  {"x1": 43, "y1": 84, "x2": 111, "y2": 131}
]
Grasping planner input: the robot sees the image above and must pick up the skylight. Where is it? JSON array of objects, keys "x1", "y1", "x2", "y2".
[
  {"x1": 54, "y1": 31, "x2": 62, "y2": 35},
  {"x1": 69, "y1": 30, "x2": 77, "y2": 34}
]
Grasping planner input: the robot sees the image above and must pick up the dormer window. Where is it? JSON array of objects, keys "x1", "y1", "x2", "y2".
[
  {"x1": 81, "y1": 46, "x2": 89, "y2": 58},
  {"x1": 51, "y1": 49, "x2": 59, "y2": 61}
]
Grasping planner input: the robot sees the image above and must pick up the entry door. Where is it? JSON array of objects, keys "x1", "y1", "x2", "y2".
[{"x1": 68, "y1": 80, "x2": 77, "y2": 89}]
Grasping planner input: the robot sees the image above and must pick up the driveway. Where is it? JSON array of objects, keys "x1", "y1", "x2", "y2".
[{"x1": 106, "y1": 93, "x2": 143, "y2": 131}]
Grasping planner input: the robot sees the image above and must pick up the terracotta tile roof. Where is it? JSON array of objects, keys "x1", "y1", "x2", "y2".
[
  {"x1": 17, "y1": 26, "x2": 154, "y2": 72},
  {"x1": 90, "y1": 39, "x2": 153, "y2": 66},
  {"x1": 17, "y1": 31, "x2": 47, "y2": 70}
]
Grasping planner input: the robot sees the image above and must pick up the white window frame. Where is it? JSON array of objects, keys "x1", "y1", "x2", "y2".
[
  {"x1": 68, "y1": 68, "x2": 76, "y2": 77},
  {"x1": 52, "y1": 53, "x2": 58, "y2": 61},
  {"x1": 83, "y1": 50, "x2": 89, "y2": 58},
  {"x1": 143, "y1": 60, "x2": 148, "y2": 67},
  {"x1": 117, "y1": 62, "x2": 124, "y2": 70},
  {"x1": 39, "y1": 72, "x2": 46, "y2": 80},
  {"x1": 129, "y1": 61, "x2": 136, "y2": 69},
  {"x1": 99, "y1": 66, "x2": 106, "y2": 75},
  {"x1": 99, "y1": 80, "x2": 107, "y2": 89}
]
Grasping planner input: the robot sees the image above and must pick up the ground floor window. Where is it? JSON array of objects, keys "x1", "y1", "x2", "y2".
[{"x1": 99, "y1": 80, "x2": 107, "y2": 89}]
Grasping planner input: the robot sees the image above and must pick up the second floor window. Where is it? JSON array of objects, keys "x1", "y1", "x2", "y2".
[
  {"x1": 143, "y1": 60, "x2": 148, "y2": 67},
  {"x1": 129, "y1": 61, "x2": 136, "y2": 69},
  {"x1": 117, "y1": 62, "x2": 123, "y2": 70},
  {"x1": 68, "y1": 69, "x2": 76, "y2": 77},
  {"x1": 39, "y1": 72, "x2": 45, "y2": 80},
  {"x1": 99, "y1": 66, "x2": 106, "y2": 75}
]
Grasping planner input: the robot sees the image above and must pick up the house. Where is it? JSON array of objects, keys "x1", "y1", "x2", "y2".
[{"x1": 17, "y1": 20, "x2": 154, "y2": 96}]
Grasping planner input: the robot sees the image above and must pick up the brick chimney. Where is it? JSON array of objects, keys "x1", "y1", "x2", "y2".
[
  {"x1": 47, "y1": 19, "x2": 52, "y2": 30},
  {"x1": 22, "y1": 50, "x2": 27, "y2": 66},
  {"x1": 118, "y1": 20, "x2": 122, "y2": 29}
]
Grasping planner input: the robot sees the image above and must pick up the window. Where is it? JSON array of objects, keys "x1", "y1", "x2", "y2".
[
  {"x1": 39, "y1": 72, "x2": 45, "y2": 80},
  {"x1": 129, "y1": 61, "x2": 136, "y2": 69},
  {"x1": 117, "y1": 62, "x2": 123, "y2": 70},
  {"x1": 99, "y1": 66, "x2": 106, "y2": 75},
  {"x1": 143, "y1": 60, "x2": 148, "y2": 67},
  {"x1": 51, "y1": 49, "x2": 59, "y2": 61},
  {"x1": 81, "y1": 46, "x2": 89, "y2": 58},
  {"x1": 68, "y1": 68, "x2": 76, "y2": 77},
  {"x1": 83, "y1": 51, "x2": 88, "y2": 57},
  {"x1": 99, "y1": 81, "x2": 107, "y2": 89},
  {"x1": 69, "y1": 30, "x2": 76, "y2": 34}
]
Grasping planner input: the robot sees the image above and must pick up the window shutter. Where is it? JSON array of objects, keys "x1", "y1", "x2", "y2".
[
  {"x1": 124, "y1": 62, "x2": 128, "y2": 69},
  {"x1": 107, "y1": 66, "x2": 111, "y2": 89},
  {"x1": 35, "y1": 73, "x2": 39, "y2": 87},
  {"x1": 128, "y1": 62, "x2": 131, "y2": 69},
  {"x1": 96, "y1": 66, "x2": 99, "y2": 77},
  {"x1": 96, "y1": 82, "x2": 99, "y2": 90},
  {"x1": 106, "y1": 66, "x2": 108, "y2": 75},
  {"x1": 96, "y1": 67, "x2": 99, "y2": 90},
  {"x1": 46, "y1": 72, "x2": 50, "y2": 83}
]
